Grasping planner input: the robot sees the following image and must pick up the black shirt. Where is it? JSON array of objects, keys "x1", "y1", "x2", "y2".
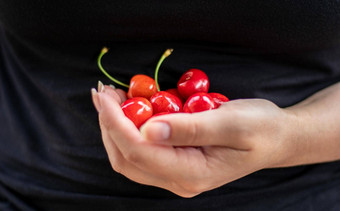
[{"x1": 0, "y1": 1, "x2": 340, "y2": 210}]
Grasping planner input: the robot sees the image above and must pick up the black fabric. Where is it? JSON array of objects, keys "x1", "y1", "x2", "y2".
[{"x1": 0, "y1": 1, "x2": 340, "y2": 210}]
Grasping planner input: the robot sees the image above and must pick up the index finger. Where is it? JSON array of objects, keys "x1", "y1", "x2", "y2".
[{"x1": 97, "y1": 92, "x2": 208, "y2": 178}]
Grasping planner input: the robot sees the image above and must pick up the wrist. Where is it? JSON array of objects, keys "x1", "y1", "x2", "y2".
[{"x1": 269, "y1": 107, "x2": 312, "y2": 168}]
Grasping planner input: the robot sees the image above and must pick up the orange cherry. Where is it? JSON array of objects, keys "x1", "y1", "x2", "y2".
[{"x1": 127, "y1": 74, "x2": 157, "y2": 99}]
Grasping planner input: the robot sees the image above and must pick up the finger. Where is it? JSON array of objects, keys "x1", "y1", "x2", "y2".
[
  {"x1": 91, "y1": 82, "x2": 122, "y2": 112},
  {"x1": 100, "y1": 126, "x2": 165, "y2": 187},
  {"x1": 96, "y1": 93, "x2": 172, "y2": 189},
  {"x1": 140, "y1": 107, "x2": 251, "y2": 149},
  {"x1": 115, "y1": 89, "x2": 127, "y2": 102},
  {"x1": 97, "y1": 92, "x2": 209, "y2": 196},
  {"x1": 91, "y1": 88, "x2": 101, "y2": 112},
  {"x1": 97, "y1": 91, "x2": 143, "y2": 143},
  {"x1": 103, "y1": 85, "x2": 124, "y2": 104},
  {"x1": 98, "y1": 91, "x2": 176, "y2": 169},
  {"x1": 101, "y1": 128, "x2": 202, "y2": 197},
  {"x1": 103, "y1": 82, "x2": 127, "y2": 103},
  {"x1": 102, "y1": 127, "x2": 207, "y2": 197},
  {"x1": 97, "y1": 92, "x2": 209, "y2": 181}
]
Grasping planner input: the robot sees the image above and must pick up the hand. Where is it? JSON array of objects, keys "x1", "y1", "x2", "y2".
[{"x1": 92, "y1": 84, "x2": 294, "y2": 197}]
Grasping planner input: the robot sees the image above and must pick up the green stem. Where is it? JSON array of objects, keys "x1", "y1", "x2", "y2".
[
  {"x1": 97, "y1": 47, "x2": 130, "y2": 88},
  {"x1": 155, "y1": 49, "x2": 173, "y2": 91}
]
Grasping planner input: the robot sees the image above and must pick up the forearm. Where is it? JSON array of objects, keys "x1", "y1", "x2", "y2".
[{"x1": 276, "y1": 82, "x2": 340, "y2": 167}]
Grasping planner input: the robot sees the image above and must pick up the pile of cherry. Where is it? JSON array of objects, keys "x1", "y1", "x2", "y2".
[{"x1": 98, "y1": 48, "x2": 229, "y2": 129}]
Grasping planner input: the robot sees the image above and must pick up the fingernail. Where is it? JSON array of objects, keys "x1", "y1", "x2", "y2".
[
  {"x1": 141, "y1": 121, "x2": 171, "y2": 142},
  {"x1": 91, "y1": 88, "x2": 102, "y2": 112},
  {"x1": 98, "y1": 81, "x2": 105, "y2": 92},
  {"x1": 109, "y1": 84, "x2": 116, "y2": 89}
]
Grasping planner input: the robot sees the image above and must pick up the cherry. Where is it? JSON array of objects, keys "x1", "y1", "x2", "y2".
[
  {"x1": 177, "y1": 69, "x2": 210, "y2": 100},
  {"x1": 183, "y1": 92, "x2": 216, "y2": 113},
  {"x1": 150, "y1": 91, "x2": 183, "y2": 114},
  {"x1": 165, "y1": 88, "x2": 185, "y2": 104},
  {"x1": 127, "y1": 74, "x2": 157, "y2": 99},
  {"x1": 121, "y1": 97, "x2": 153, "y2": 129},
  {"x1": 209, "y1": 92, "x2": 229, "y2": 108},
  {"x1": 97, "y1": 48, "x2": 173, "y2": 99},
  {"x1": 98, "y1": 47, "x2": 230, "y2": 124}
]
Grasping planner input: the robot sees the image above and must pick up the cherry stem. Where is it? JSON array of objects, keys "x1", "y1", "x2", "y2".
[
  {"x1": 97, "y1": 47, "x2": 130, "y2": 88},
  {"x1": 155, "y1": 49, "x2": 173, "y2": 91}
]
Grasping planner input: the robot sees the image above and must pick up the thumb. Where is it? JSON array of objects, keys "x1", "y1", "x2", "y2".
[{"x1": 140, "y1": 110, "x2": 239, "y2": 147}]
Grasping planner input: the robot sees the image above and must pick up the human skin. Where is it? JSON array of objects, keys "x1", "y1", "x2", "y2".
[{"x1": 91, "y1": 81, "x2": 340, "y2": 198}]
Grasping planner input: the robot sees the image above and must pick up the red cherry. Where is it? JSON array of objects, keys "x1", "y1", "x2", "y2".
[
  {"x1": 165, "y1": 88, "x2": 185, "y2": 104},
  {"x1": 150, "y1": 91, "x2": 183, "y2": 114},
  {"x1": 177, "y1": 69, "x2": 209, "y2": 100},
  {"x1": 127, "y1": 74, "x2": 157, "y2": 99},
  {"x1": 209, "y1": 93, "x2": 229, "y2": 108},
  {"x1": 183, "y1": 92, "x2": 216, "y2": 113},
  {"x1": 121, "y1": 97, "x2": 153, "y2": 129}
]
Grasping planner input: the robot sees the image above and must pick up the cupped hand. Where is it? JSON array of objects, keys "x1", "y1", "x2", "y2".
[{"x1": 92, "y1": 85, "x2": 295, "y2": 197}]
